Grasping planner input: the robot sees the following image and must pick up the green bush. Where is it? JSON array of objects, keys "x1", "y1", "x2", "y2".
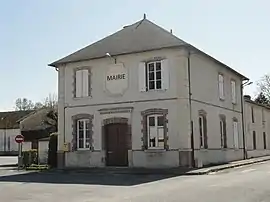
[
  {"x1": 22, "y1": 149, "x2": 38, "y2": 167},
  {"x1": 48, "y1": 132, "x2": 58, "y2": 168}
]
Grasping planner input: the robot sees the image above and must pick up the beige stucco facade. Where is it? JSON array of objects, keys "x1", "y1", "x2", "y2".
[{"x1": 55, "y1": 46, "x2": 249, "y2": 168}]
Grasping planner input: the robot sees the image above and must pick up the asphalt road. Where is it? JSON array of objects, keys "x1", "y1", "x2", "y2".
[{"x1": 0, "y1": 160, "x2": 270, "y2": 202}]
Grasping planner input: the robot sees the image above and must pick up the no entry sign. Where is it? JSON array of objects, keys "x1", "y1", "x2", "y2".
[{"x1": 15, "y1": 135, "x2": 24, "y2": 144}]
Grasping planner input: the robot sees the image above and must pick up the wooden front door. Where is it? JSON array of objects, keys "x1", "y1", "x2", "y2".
[{"x1": 105, "y1": 123, "x2": 128, "y2": 166}]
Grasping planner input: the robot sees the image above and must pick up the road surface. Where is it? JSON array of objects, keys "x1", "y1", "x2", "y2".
[{"x1": 0, "y1": 161, "x2": 270, "y2": 202}]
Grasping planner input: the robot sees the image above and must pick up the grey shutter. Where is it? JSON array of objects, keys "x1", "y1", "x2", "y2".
[
  {"x1": 75, "y1": 70, "x2": 82, "y2": 97},
  {"x1": 72, "y1": 119, "x2": 77, "y2": 151},
  {"x1": 138, "y1": 62, "x2": 146, "y2": 92},
  {"x1": 82, "y1": 69, "x2": 89, "y2": 97},
  {"x1": 161, "y1": 59, "x2": 169, "y2": 90}
]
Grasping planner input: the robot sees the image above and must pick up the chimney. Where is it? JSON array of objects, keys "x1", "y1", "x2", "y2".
[{"x1": 244, "y1": 95, "x2": 251, "y2": 100}]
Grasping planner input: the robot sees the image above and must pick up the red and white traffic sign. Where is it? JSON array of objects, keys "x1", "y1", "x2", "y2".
[{"x1": 15, "y1": 135, "x2": 24, "y2": 144}]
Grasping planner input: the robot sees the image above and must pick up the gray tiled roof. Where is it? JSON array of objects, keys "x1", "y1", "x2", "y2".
[
  {"x1": 49, "y1": 18, "x2": 188, "y2": 66},
  {"x1": 49, "y1": 17, "x2": 248, "y2": 80}
]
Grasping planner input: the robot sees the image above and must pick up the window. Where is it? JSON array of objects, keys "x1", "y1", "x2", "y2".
[
  {"x1": 147, "y1": 62, "x2": 162, "y2": 90},
  {"x1": 251, "y1": 106, "x2": 254, "y2": 123},
  {"x1": 263, "y1": 132, "x2": 267, "y2": 149},
  {"x1": 75, "y1": 69, "x2": 89, "y2": 98},
  {"x1": 233, "y1": 119, "x2": 239, "y2": 149},
  {"x1": 253, "y1": 131, "x2": 256, "y2": 150},
  {"x1": 199, "y1": 114, "x2": 208, "y2": 149},
  {"x1": 220, "y1": 116, "x2": 227, "y2": 148},
  {"x1": 147, "y1": 115, "x2": 165, "y2": 149},
  {"x1": 262, "y1": 109, "x2": 265, "y2": 126},
  {"x1": 218, "y1": 74, "x2": 225, "y2": 100},
  {"x1": 231, "y1": 80, "x2": 236, "y2": 104},
  {"x1": 77, "y1": 119, "x2": 90, "y2": 149},
  {"x1": 138, "y1": 59, "x2": 169, "y2": 92}
]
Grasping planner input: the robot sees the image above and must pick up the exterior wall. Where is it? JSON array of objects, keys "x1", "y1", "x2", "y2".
[
  {"x1": 244, "y1": 100, "x2": 270, "y2": 158},
  {"x1": 64, "y1": 99, "x2": 190, "y2": 168},
  {"x1": 0, "y1": 128, "x2": 20, "y2": 154},
  {"x1": 190, "y1": 53, "x2": 244, "y2": 165}
]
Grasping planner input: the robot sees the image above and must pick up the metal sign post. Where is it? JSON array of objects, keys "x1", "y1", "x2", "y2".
[{"x1": 15, "y1": 135, "x2": 24, "y2": 170}]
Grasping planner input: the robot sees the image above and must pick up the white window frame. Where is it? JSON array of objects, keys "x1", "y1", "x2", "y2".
[
  {"x1": 231, "y1": 80, "x2": 236, "y2": 104},
  {"x1": 199, "y1": 115, "x2": 206, "y2": 148},
  {"x1": 147, "y1": 115, "x2": 165, "y2": 149},
  {"x1": 75, "y1": 69, "x2": 89, "y2": 98},
  {"x1": 218, "y1": 74, "x2": 225, "y2": 100},
  {"x1": 233, "y1": 120, "x2": 239, "y2": 149},
  {"x1": 77, "y1": 119, "x2": 90, "y2": 150},
  {"x1": 146, "y1": 61, "x2": 162, "y2": 91}
]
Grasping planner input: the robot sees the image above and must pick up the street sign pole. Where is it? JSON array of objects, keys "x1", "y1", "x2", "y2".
[
  {"x1": 18, "y1": 142, "x2": 23, "y2": 170},
  {"x1": 15, "y1": 135, "x2": 24, "y2": 170}
]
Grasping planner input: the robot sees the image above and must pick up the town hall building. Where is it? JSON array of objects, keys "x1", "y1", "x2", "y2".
[{"x1": 50, "y1": 16, "x2": 261, "y2": 168}]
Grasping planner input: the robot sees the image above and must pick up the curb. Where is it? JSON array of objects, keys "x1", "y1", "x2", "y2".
[{"x1": 186, "y1": 158, "x2": 270, "y2": 175}]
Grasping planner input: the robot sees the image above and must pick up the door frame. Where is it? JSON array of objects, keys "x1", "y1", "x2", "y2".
[{"x1": 101, "y1": 117, "x2": 131, "y2": 166}]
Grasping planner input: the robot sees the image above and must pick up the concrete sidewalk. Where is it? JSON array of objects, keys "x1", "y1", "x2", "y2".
[
  {"x1": 186, "y1": 155, "x2": 270, "y2": 175},
  {"x1": 53, "y1": 156, "x2": 270, "y2": 175}
]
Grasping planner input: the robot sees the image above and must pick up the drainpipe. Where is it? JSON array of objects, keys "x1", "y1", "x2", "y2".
[
  {"x1": 241, "y1": 80, "x2": 252, "y2": 159},
  {"x1": 187, "y1": 51, "x2": 195, "y2": 167},
  {"x1": 240, "y1": 82, "x2": 246, "y2": 159}
]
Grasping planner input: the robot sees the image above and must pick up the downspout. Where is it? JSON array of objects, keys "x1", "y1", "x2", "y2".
[
  {"x1": 187, "y1": 51, "x2": 195, "y2": 167},
  {"x1": 241, "y1": 80, "x2": 248, "y2": 159}
]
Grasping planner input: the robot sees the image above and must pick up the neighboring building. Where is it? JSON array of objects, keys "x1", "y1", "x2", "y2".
[
  {"x1": 244, "y1": 95, "x2": 270, "y2": 158},
  {"x1": 49, "y1": 16, "x2": 249, "y2": 168},
  {"x1": 0, "y1": 110, "x2": 33, "y2": 155},
  {"x1": 20, "y1": 108, "x2": 57, "y2": 164}
]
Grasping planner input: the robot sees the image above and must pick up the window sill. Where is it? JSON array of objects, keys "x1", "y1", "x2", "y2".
[
  {"x1": 145, "y1": 149, "x2": 166, "y2": 153},
  {"x1": 73, "y1": 96, "x2": 92, "y2": 100},
  {"x1": 219, "y1": 97, "x2": 225, "y2": 101},
  {"x1": 143, "y1": 89, "x2": 168, "y2": 93}
]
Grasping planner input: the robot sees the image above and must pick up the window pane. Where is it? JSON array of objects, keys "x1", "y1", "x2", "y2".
[
  {"x1": 148, "y1": 63, "x2": 154, "y2": 71},
  {"x1": 158, "y1": 128, "x2": 164, "y2": 139},
  {"x1": 79, "y1": 130, "x2": 84, "y2": 138},
  {"x1": 156, "y1": 81, "x2": 161, "y2": 89},
  {"x1": 157, "y1": 116, "x2": 164, "y2": 126},
  {"x1": 85, "y1": 120, "x2": 90, "y2": 130},
  {"x1": 86, "y1": 138, "x2": 90, "y2": 148},
  {"x1": 78, "y1": 139, "x2": 84, "y2": 148},
  {"x1": 156, "y1": 62, "x2": 161, "y2": 71},
  {"x1": 156, "y1": 71, "x2": 161, "y2": 79},
  {"x1": 149, "y1": 127, "x2": 157, "y2": 147},
  {"x1": 86, "y1": 129, "x2": 90, "y2": 139},
  {"x1": 149, "y1": 72, "x2": 155, "y2": 80},
  {"x1": 78, "y1": 121, "x2": 83, "y2": 129},
  {"x1": 149, "y1": 81, "x2": 155, "y2": 89},
  {"x1": 148, "y1": 117, "x2": 155, "y2": 126}
]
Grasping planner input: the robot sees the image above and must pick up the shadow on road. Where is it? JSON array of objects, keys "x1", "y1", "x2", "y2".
[{"x1": 0, "y1": 171, "x2": 178, "y2": 186}]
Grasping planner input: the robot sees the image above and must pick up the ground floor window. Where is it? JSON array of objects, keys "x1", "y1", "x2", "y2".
[
  {"x1": 77, "y1": 119, "x2": 90, "y2": 149},
  {"x1": 220, "y1": 115, "x2": 227, "y2": 148},
  {"x1": 253, "y1": 131, "x2": 257, "y2": 150},
  {"x1": 233, "y1": 119, "x2": 239, "y2": 149},
  {"x1": 147, "y1": 115, "x2": 164, "y2": 149},
  {"x1": 263, "y1": 132, "x2": 267, "y2": 149}
]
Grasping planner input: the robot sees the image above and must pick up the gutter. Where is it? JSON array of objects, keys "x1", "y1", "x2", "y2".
[
  {"x1": 187, "y1": 50, "x2": 195, "y2": 167},
  {"x1": 241, "y1": 80, "x2": 249, "y2": 159}
]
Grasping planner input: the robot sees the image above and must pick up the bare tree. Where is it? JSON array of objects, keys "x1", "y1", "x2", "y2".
[
  {"x1": 15, "y1": 98, "x2": 34, "y2": 111},
  {"x1": 257, "y1": 74, "x2": 270, "y2": 101},
  {"x1": 43, "y1": 93, "x2": 58, "y2": 109}
]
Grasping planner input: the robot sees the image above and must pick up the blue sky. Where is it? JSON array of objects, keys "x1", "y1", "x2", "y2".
[{"x1": 1, "y1": 0, "x2": 269, "y2": 111}]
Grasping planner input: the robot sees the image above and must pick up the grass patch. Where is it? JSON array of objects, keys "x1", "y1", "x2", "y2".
[{"x1": 25, "y1": 164, "x2": 49, "y2": 171}]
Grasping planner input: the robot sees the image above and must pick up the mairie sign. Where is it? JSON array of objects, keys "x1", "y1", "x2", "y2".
[{"x1": 105, "y1": 63, "x2": 128, "y2": 95}]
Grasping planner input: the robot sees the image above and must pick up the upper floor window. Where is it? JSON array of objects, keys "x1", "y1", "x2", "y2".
[
  {"x1": 139, "y1": 59, "x2": 169, "y2": 92},
  {"x1": 218, "y1": 74, "x2": 225, "y2": 100},
  {"x1": 262, "y1": 109, "x2": 265, "y2": 125},
  {"x1": 75, "y1": 69, "x2": 90, "y2": 98},
  {"x1": 77, "y1": 119, "x2": 91, "y2": 149},
  {"x1": 231, "y1": 80, "x2": 236, "y2": 104},
  {"x1": 220, "y1": 115, "x2": 227, "y2": 148},
  {"x1": 251, "y1": 106, "x2": 255, "y2": 123}
]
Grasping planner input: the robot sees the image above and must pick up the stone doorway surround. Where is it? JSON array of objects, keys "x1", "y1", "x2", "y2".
[{"x1": 98, "y1": 107, "x2": 133, "y2": 166}]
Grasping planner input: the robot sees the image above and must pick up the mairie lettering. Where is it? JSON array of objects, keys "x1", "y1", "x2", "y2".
[{"x1": 107, "y1": 74, "x2": 126, "y2": 81}]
